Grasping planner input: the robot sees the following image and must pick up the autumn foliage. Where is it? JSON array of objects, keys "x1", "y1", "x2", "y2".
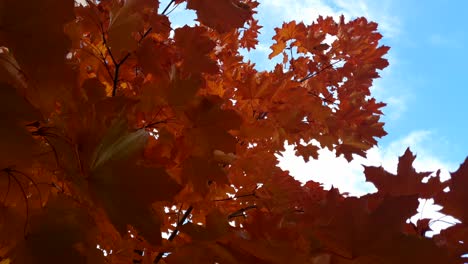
[{"x1": 0, "y1": 0, "x2": 467, "y2": 263}]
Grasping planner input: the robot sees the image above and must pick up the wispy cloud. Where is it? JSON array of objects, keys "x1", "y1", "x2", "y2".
[
  {"x1": 428, "y1": 33, "x2": 462, "y2": 48},
  {"x1": 383, "y1": 95, "x2": 408, "y2": 121},
  {"x1": 278, "y1": 130, "x2": 458, "y2": 195},
  {"x1": 334, "y1": 0, "x2": 400, "y2": 38},
  {"x1": 259, "y1": 0, "x2": 340, "y2": 25},
  {"x1": 258, "y1": 0, "x2": 400, "y2": 39}
]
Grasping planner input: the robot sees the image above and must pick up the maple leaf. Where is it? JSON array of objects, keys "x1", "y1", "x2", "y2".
[
  {"x1": 295, "y1": 143, "x2": 320, "y2": 162},
  {"x1": 180, "y1": 157, "x2": 228, "y2": 196},
  {"x1": 269, "y1": 21, "x2": 306, "y2": 59},
  {"x1": 365, "y1": 233, "x2": 456, "y2": 264},
  {"x1": 433, "y1": 224, "x2": 468, "y2": 261},
  {"x1": 434, "y1": 158, "x2": 468, "y2": 222},
  {"x1": 0, "y1": 0, "x2": 75, "y2": 112},
  {"x1": 364, "y1": 148, "x2": 446, "y2": 198},
  {"x1": 90, "y1": 160, "x2": 181, "y2": 245},
  {"x1": 107, "y1": 0, "x2": 144, "y2": 57},
  {"x1": 174, "y1": 26, "x2": 218, "y2": 75},
  {"x1": 312, "y1": 194, "x2": 420, "y2": 261},
  {"x1": 9, "y1": 195, "x2": 105, "y2": 264},
  {"x1": 0, "y1": 206, "x2": 23, "y2": 257},
  {"x1": 89, "y1": 118, "x2": 181, "y2": 245},
  {"x1": 1, "y1": 1, "x2": 466, "y2": 263},
  {"x1": 82, "y1": 78, "x2": 107, "y2": 104},
  {"x1": 0, "y1": 48, "x2": 27, "y2": 89},
  {"x1": 404, "y1": 218, "x2": 432, "y2": 237},
  {"x1": 255, "y1": 171, "x2": 308, "y2": 212},
  {"x1": 240, "y1": 19, "x2": 262, "y2": 51},
  {"x1": 89, "y1": 118, "x2": 148, "y2": 170},
  {"x1": 165, "y1": 242, "x2": 238, "y2": 264},
  {"x1": 186, "y1": 0, "x2": 253, "y2": 33},
  {"x1": 182, "y1": 96, "x2": 242, "y2": 158},
  {"x1": 0, "y1": 83, "x2": 42, "y2": 168},
  {"x1": 179, "y1": 209, "x2": 231, "y2": 241},
  {"x1": 226, "y1": 210, "x2": 313, "y2": 263},
  {"x1": 136, "y1": 39, "x2": 175, "y2": 78}
]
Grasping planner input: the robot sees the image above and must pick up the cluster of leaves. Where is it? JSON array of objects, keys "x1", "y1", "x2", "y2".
[{"x1": 0, "y1": 0, "x2": 466, "y2": 263}]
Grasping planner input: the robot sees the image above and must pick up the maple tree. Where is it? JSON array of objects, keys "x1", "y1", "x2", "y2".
[{"x1": 0, "y1": 0, "x2": 467, "y2": 263}]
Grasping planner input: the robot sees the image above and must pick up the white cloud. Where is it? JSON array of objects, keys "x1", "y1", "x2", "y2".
[
  {"x1": 259, "y1": 0, "x2": 340, "y2": 25},
  {"x1": 277, "y1": 130, "x2": 460, "y2": 234},
  {"x1": 334, "y1": 0, "x2": 400, "y2": 38},
  {"x1": 410, "y1": 198, "x2": 460, "y2": 237},
  {"x1": 257, "y1": 0, "x2": 400, "y2": 39},
  {"x1": 277, "y1": 130, "x2": 457, "y2": 195},
  {"x1": 277, "y1": 143, "x2": 376, "y2": 196},
  {"x1": 387, "y1": 96, "x2": 407, "y2": 120}
]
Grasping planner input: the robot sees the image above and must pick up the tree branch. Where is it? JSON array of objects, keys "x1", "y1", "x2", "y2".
[
  {"x1": 165, "y1": 2, "x2": 181, "y2": 16},
  {"x1": 228, "y1": 205, "x2": 257, "y2": 219},
  {"x1": 161, "y1": 0, "x2": 175, "y2": 15},
  {"x1": 138, "y1": 27, "x2": 153, "y2": 44},
  {"x1": 308, "y1": 91, "x2": 338, "y2": 106},
  {"x1": 153, "y1": 205, "x2": 194, "y2": 263},
  {"x1": 298, "y1": 59, "x2": 343, "y2": 83},
  {"x1": 214, "y1": 186, "x2": 259, "y2": 202},
  {"x1": 214, "y1": 192, "x2": 257, "y2": 202},
  {"x1": 111, "y1": 52, "x2": 130, "y2": 97},
  {"x1": 99, "y1": 22, "x2": 131, "y2": 97}
]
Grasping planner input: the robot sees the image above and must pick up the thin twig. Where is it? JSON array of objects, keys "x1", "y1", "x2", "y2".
[
  {"x1": 2, "y1": 169, "x2": 30, "y2": 235},
  {"x1": 99, "y1": 22, "x2": 131, "y2": 96},
  {"x1": 161, "y1": 0, "x2": 175, "y2": 15},
  {"x1": 308, "y1": 91, "x2": 338, "y2": 105},
  {"x1": 165, "y1": 2, "x2": 181, "y2": 16},
  {"x1": 100, "y1": 23, "x2": 117, "y2": 65},
  {"x1": 214, "y1": 186, "x2": 259, "y2": 202},
  {"x1": 138, "y1": 27, "x2": 153, "y2": 44},
  {"x1": 81, "y1": 40, "x2": 114, "y2": 80},
  {"x1": 176, "y1": 203, "x2": 183, "y2": 224},
  {"x1": 429, "y1": 215, "x2": 457, "y2": 227},
  {"x1": 214, "y1": 193, "x2": 257, "y2": 202},
  {"x1": 1, "y1": 173, "x2": 11, "y2": 204},
  {"x1": 153, "y1": 206, "x2": 194, "y2": 263},
  {"x1": 298, "y1": 59, "x2": 343, "y2": 82},
  {"x1": 228, "y1": 205, "x2": 257, "y2": 219},
  {"x1": 11, "y1": 169, "x2": 43, "y2": 207},
  {"x1": 288, "y1": 46, "x2": 295, "y2": 71},
  {"x1": 111, "y1": 52, "x2": 131, "y2": 96},
  {"x1": 143, "y1": 119, "x2": 169, "y2": 129}
]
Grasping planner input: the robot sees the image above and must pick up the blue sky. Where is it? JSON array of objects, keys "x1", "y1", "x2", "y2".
[
  {"x1": 160, "y1": 0, "x2": 467, "y2": 199},
  {"x1": 376, "y1": 0, "x2": 467, "y2": 162}
]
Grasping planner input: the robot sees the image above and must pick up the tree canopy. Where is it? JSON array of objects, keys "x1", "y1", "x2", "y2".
[{"x1": 0, "y1": 0, "x2": 467, "y2": 263}]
